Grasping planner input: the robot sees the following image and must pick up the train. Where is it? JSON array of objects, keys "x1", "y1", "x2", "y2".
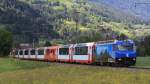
[{"x1": 11, "y1": 40, "x2": 137, "y2": 66}]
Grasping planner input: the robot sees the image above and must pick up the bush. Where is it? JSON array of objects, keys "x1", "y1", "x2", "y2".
[
  {"x1": 44, "y1": 41, "x2": 52, "y2": 47},
  {"x1": 137, "y1": 35, "x2": 150, "y2": 56},
  {"x1": 0, "y1": 28, "x2": 13, "y2": 57}
]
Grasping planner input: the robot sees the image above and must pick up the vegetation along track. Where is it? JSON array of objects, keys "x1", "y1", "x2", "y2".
[{"x1": 40, "y1": 61, "x2": 150, "y2": 71}]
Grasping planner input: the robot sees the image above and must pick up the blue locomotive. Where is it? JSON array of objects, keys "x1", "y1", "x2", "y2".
[{"x1": 95, "y1": 40, "x2": 136, "y2": 66}]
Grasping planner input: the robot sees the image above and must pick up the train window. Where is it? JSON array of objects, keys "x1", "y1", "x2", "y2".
[
  {"x1": 15, "y1": 51, "x2": 18, "y2": 55},
  {"x1": 59, "y1": 48, "x2": 69, "y2": 55},
  {"x1": 19, "y1": 50, "x2": 23, "y2": 55},
  {"x1": 75, "y1": 46, "x2": 88, "y2": 55},
  {"x1": 113, "y1": 44, "x2": 133, "y2": 51},
  {"x1": 24, "y1": 50, "x2": 28, "y2": 55},
  {"x1": 118, "y1": 44, "x2": 133, "y2": 51},
  {"x1": 30, "y1": 50, "x2": 35, "y2": 55},
  {"x1": 38, "y1": 49, "x2": 44, "y2": 55},
  {"x1": 113, "y1": 44, "x2": 118, "y2": 51}
]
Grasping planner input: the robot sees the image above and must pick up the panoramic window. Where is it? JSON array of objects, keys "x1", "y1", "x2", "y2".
[
  {"x1": 113, "y1": 44, "x2": 133, "y2": 51},
  {"x1": 38, "y1": 49, "x2": 44, "y2": 55},
  {"x1": 24, "y1": 50, "x2": 28, "y2": 55},
  {"x1": 59, "y1": 48, "x2": 69, "y2": 55},
  {"x1": 75, "y1": 46, "x2": 88, "y2": 55},
  {"x1": 19, "y1": 50, "x2": 23, "y2": 55},
  {"x1": 30, "y1": 50, "x2": 35, "y2": 55},
  {"x1": 118, "y1": 44, "x2": 133, "y2": 51}
]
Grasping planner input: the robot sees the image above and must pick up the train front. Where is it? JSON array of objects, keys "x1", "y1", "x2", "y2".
[{"x1": 113, "y1": 40, "x2": 136, "y2": 66}]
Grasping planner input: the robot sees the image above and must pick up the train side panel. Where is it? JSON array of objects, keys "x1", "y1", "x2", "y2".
[
  {"x1": 36, "y1": 48, "x2": 46, "y2": 60},
  {"x1": 72, "y1": 43, "x2": 94, "y2": 64},
  {"x1": 95, "y1": 44, "x2": 115, "y2": 63},
  {"x1": 57, "y1": 45, "x2": 73, "y2": 62}
]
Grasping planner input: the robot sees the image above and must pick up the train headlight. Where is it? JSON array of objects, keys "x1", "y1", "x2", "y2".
[
  {"x1": 133, "y1": 58, "x2": 136, "y2": 60},
  {"x1": 126, "y1": 54, "x2": 129, "y2": 57},
  {"x1": 118, "y1": 59, "x2": 121, "y2": 61}
]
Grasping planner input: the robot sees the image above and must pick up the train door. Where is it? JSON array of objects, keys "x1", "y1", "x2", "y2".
[
  {"x1": 89, "y1": 45, "x2": 94, "y2": 63},
  {"x1": 45, "y1": 48, "x2": 50, "y2": 61},
  {"x1": 49, "y1": 49, "x2": 57, "y2": 61},
  {"x1": 45, "y1": 46, "x2": 58, "y2": 61}
]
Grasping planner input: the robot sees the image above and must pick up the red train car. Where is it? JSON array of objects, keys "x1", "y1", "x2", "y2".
[
  {"x1": 72, "y1": 42, "x2": 95, "y2": 64},
  {"x1": 45, "y1": 46, "x2": 59, "y2": 62},
  {"x1": 57, "y1": 44, "x2": 73, "y2": 62}
]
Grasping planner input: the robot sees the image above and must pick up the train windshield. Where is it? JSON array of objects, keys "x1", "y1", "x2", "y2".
[{"x1": 113, "y1": 44, "x2": 133, "y2": 51}]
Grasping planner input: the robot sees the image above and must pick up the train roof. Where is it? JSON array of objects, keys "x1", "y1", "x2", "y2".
[
  {"x1": 14, "y1": 40, "x2": 134, "y2": 50},
  {"x1": 96, "y1": 39, "x2": 134, "y2": 45},
  {"x1": 74, "y1": 42, "x2": 95, "y2": 47},
  {"x1": 96, "y1": 40, "x2": 114, "y2": 44},
  {"x1": 114, "y1": 40, "x2": 134, "y2": 44}
]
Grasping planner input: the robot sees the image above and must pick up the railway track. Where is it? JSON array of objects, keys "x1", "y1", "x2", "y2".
[
  {"x1": 17, "y1": 59, "x2": 150, "y2": 71},
  {"x1": 126, "y1": 66, "x2": 150, "y2": 70},
  {"x1": 45, "y1": 62, "x2": 150, "y2": 71}
]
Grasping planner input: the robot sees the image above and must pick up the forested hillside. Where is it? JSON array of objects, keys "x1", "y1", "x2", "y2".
[
  {"x1": 91, "y1": 0, "x2": 150, "y2": 22},
  {"x1": 0, "y1": 0, "x2": 58, "y2": 45},
  {"x1": 0, "y1": 0, "x2": 149, "y2": 47}
]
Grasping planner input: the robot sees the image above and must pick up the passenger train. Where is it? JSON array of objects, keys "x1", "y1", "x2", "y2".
[{"x1": 11, "y1": 40, "x2": 136, "y2": 66}]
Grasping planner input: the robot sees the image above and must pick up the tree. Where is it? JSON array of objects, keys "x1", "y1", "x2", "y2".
[
  {"x1": 0, "y1": 28, "x2": 13, "y2": 57},
  {"x1": 117, "y1": 33, "x2": 128, "y2": 40},
  {"x1": 44, "y1": 41, "x2": 52, "y2": 47},
  {"x1": 137, "y1": 35, "x2": 150, "y2": 56},
  {"x1": 144, "y1": 35, "x2": 150, "y2": 56}
]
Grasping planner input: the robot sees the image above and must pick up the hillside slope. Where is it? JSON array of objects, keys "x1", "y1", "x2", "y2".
[
  {"x1": 0, "y1": 0, "x2": 59, "y2": 44},
  {"x1": 90, "y1": 0, "x2": 150, "y2": 22},
  {"x1": 0, "y1": 0, "x2": 146, "y2": 45}
]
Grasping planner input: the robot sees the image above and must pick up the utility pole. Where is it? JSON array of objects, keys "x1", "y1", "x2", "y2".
[
  {"x1": 74, "y1": 10, "x2": 80, "y2": 43},
  {"x1": 32, "y1": 39, "x2": 35, "y2": 48}
]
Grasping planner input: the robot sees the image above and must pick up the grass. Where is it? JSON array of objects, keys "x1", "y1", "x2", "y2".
[
  {"x1": 0, "y1": 58, "x2": 50, "y2": 73},
  {"x1": 135, "y1": 57, "x2": 150, "y2": 68},
  {"x1": 0, "y1": 57, "x2": 149, "y2": 84}
]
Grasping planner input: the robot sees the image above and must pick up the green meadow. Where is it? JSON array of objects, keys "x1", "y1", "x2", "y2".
[
  {"x1": 135, "y1": 57, "x2": 150, "y2": 68},
  {"x1": 0, "y1": 57, "x2": 149, "y2": 84}
]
